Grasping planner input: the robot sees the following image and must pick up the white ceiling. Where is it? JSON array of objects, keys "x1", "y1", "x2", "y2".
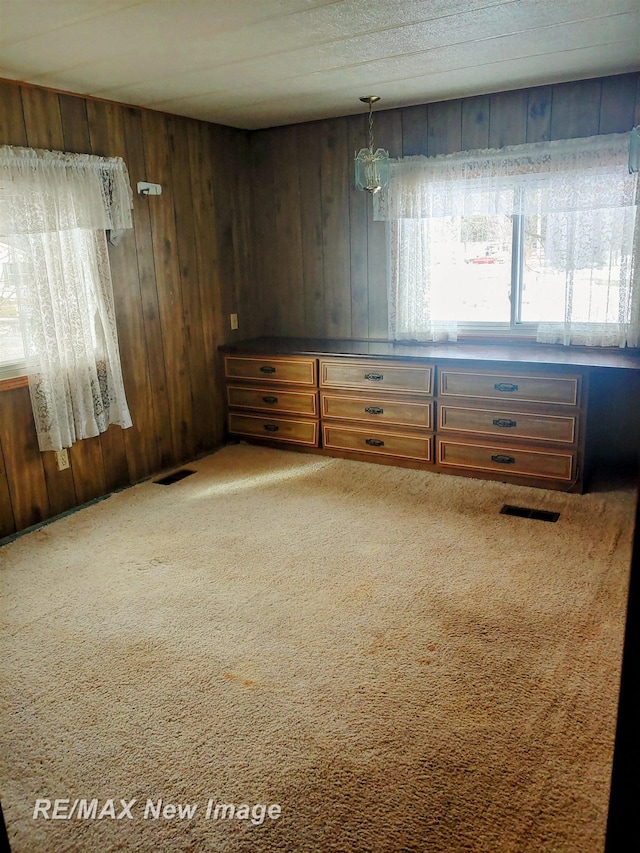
[{"x1": 1, "y1": 0, "x2": 638, "y2": 130}]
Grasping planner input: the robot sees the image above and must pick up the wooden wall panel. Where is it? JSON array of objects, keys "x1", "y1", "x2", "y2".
[
  {"x1": 249, "y1": 131, "x2": 278, "y2": 336},
  {"x1": 347, "y1": 113, "x2": 369, "y2": 340},
  {"x1": 188, "y1": 121, "x2": 226, "y2": 447},
  {"x1": 462, "y1": 95, "x2": 490, "y2": 151},
  {"x1": 401, "y1": 104, "x2": 428, "y2": 156},
  {"x1": 599, "y1": 74, "x2": 638, "y2": 134},
  {"x1": 41, "y1": 450, "x2": 77, "y2": 520},
  {"x1": 0, "y1": 438, "x2": 14, "y2": 538},
  {"x1": 59, "y1": 94, "x2": 90, "y2": 153},
  {"x1": 0, "y1": 81, "x2": 26, "y2": 146},
  {"x1": 141, "y1": 109, "x2": 196, "y2": 465},
  {"x1": 122, "y1": 106, "x2": 172, "y2": 473},
  {"x1": 489, "y1": 90, "x2": 528, "y2": 148},
  {"x1": 427, "y1": 99, "x2": 462, "y2": 156},
  {"x1": 296, "y1": 122, "x2": 325, "y2": 337},
  {"x1": 96, "y1": 108, "x2": 160, "y2": 483},
  {"x1": 0, "y1": 79, "x2": 252, "y2": 537},
  {"x1": 526, "y1": 86, "x2": 553, "y2": 143},
  {"x1": 550, "y1": 79, "x2": 602, "y2": 139},
  {"x1": 272, "y1": 126, "x2": 305, "y2": 337},
  {"x1": 0, "y1": 387, "x2": 50, "y2": 532},
  {"x1": 21, "y1": 86, "x2": 64, "y2": 150},
  {"x1": 210, "y1": 123, "x2": 255, "y2": 343},
  {"x1": 167, "y1": 114, "x2": 210, "y2": 457},
  {"x1": 320, "y1": 119, "x2": 352, "y2": 338}
]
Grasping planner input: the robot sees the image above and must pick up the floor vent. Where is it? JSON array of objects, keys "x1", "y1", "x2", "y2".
[
  {"x1": 154, "y1": 469, "x2": 196, "y2": 486},
  {"x1": 500, "y1": 504, "x2": 560, "y2": 522}
]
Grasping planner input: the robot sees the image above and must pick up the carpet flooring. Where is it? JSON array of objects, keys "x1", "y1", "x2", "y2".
[{"x1": 0, "y1": 443, "x2": 635, "y2": 853}]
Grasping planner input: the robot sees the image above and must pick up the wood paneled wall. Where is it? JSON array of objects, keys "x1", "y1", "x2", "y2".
[
  {"x1": 251, "y1": 73, "x2": 640, "y2": 339},
  {"x1": 1, "y1": 73, "x2": 639, "y2": 537},
  {"x1": 249, "y1": 73, "x2": 640, "y2": 469},
  {"x1": 0, "y1": 80, "x2": 256, "y2": 537}
]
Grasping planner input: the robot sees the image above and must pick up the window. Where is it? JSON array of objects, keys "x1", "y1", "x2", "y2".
[
  {"x1": 0, "y1": 240, "x2": 26, "y2": 377},
  {"x1": 413, "y1": 214, "x2": 513, "y2": 324},
  {"x1": 378, "y1": 133, "x2": 639, "y2": 347},
  {"x1": 0, "y1": 144, "x2": 134, "y2": 451}
]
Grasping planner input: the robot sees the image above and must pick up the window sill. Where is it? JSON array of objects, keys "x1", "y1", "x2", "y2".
[
  {"x1": 456, "y1": 332, "x2": 538, "y2": 344},
  {"x1": 0, "y1": 375, "x2": 28, "y2": 392}
]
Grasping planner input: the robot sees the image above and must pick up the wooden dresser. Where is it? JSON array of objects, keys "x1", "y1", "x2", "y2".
[
  {"x1": 223, "y1": 353, "x2": 320, "y2": 447},
  {"x1": 319, "y1": 358, "x2": 435, "y2": 464},
  {"x1": 221, "y1": 338, "x2": 640, "y2": 493},
  {"x1": 435, "y1": 366, "x2": 582, "y2": 487}
]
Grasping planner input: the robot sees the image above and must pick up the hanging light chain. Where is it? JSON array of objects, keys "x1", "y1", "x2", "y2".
[{"x1": 368, "y1": 101, "x2": 375, "y2": 153}]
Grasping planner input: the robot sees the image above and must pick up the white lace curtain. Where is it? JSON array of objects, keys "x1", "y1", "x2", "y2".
[
  {"x1": 0, "y1": 145, "x2": 134, "y2": 451},
  {"x1": 374, "y1": 133, "x2": 639, "y2": 347}
]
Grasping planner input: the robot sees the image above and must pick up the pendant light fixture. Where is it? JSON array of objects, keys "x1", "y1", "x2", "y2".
[{"x1": 354, "y1": 96, "x2": 389, "y2": 194}]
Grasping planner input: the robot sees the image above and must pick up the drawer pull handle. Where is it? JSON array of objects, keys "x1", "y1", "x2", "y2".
[
  {"x1": 364, "y1": 372, "x2": 384, "y2": 382},
  {"x1": 263, "y1": 424, "x2": 279, "y2": 432},
  {"x1": 262, "y1": 396, "x2": 278, "y2": 404},
  {"x1": 493, "y1": 418, "x2": 517, "y2": 428},
  {"x1": 365, "y1": 406, "x2": 384, "y2": 415},
  {"x1": 494, "y1": 382, "x2": 518, "y2": 392},
  {"x1": 365, "y1": 438, "x2": 385, "y2": 447},
  {"x1": 491, "y1": 454, "x2": 515, "y2": 464},
  {"x1": 260, "y1": 365, "x2": 276, "y2": 374}
]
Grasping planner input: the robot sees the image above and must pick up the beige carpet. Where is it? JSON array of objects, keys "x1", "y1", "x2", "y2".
[{"x1": 0, "y1": 443, "x2": 635, "y2": 853}]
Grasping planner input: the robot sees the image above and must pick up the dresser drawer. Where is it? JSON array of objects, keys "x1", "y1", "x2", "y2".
[
  {"x1": 323, "y1": 424, "x2": 432, "y2": 462},
  {"x1": 229, "y1": 413, "x2": 319, "y2": 446},
  {"x1": 439, "y1": 369, "x2": 580, "y2": 406},
  {"x1": 228, "y1": 385, "x2": 318, "y2": 417},
  {"x1": 437, "y1": 437, "x2": 575, "y2": 481},
  {"x1": 224, "y1": 355, "x2": 317, "y2": 386},
  {"x1": 321, "y1": 392, "x2": 432, "y2": 429},
  {"x1": 320, "y1": 359, "x2": 433, "y2": 395},
  {"x1": 438, "y1": 404, "x2": 578, "y2": 444}
]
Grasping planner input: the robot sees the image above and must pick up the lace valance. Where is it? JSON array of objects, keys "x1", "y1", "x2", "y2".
[
  {"x1": 0, "y1": 145, "x2": 133, "y2": 235},
  {"x1": 374, "y1": 133, "x2": 636, "y2": 221}
]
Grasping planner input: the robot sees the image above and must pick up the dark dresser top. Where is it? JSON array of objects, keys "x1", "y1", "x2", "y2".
[{"x1": 220, "y1": 337, "x2": 640, "y2": 372}]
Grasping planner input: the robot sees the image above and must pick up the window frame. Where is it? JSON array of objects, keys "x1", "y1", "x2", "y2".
[
  {"x1": 453, "y1": 212, "x2": 538, "y2": 339},
  {"x1": 0, "y1": 238, "x2": 27, "y2": 382},
  {"x1": 0, "y1": 359, "x2": 27, "y2": 382}
]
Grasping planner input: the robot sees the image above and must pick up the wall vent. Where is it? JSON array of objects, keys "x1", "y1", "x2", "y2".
[
  {"x1": 154, "y1": 469, "x2": 196, "y2": 486},
  {"x1": 500, "y1": 504, "x2": 560, "y2": 522}
]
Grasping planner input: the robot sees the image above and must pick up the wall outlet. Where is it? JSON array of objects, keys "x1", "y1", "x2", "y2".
[
  {"x1": 230, "y1": 313, "x2": 239, "y2": 330},
  {"x1": 55, "y1": 449, "x2": 69, "y2": 471}
]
